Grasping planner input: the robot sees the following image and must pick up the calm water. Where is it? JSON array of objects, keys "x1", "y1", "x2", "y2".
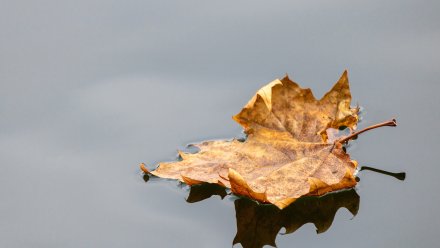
[{"x1": 1, "y1": 1, "x2": 440, "y2": 247}]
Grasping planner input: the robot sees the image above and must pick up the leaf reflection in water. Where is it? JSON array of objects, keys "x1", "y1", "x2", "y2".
[
  {"x1": 185, "y1": 183, "x2": 359, "y2": 248},
  {"x1": 360, "y1": 166, "x2": 406, "y2": 181},
  {"x1": 186, "y1": 183, "x2": 227, "y2": 203},
  {"x1": 233, "y1": 189, "x2": 359, "y2": 248}
]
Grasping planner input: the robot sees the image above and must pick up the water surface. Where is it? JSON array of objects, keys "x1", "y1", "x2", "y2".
[{"x1": 1, "y1": 1, "x2": 439, "y2": 247}]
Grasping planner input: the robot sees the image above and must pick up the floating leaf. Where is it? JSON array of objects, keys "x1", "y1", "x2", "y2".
[{"x1": 143, "y1": 71, "x2": 396, "y2": 209}]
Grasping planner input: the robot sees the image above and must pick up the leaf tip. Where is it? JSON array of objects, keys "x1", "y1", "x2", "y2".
[
  {"x1": 178, "y1": 150, "x2": 188, "y2": 160},
  {"x1": 339, "y1": 70, "x2": 349, "y2": 85},
  {"x1": 140, "y1": 163, "x2": 150, "y2": 174},
  {"x1": 181, "y1": 175, "x2": 204, "y2": 186},
  {"x1": 273, "y1": 198, "x2": 297, "y2": 209}
]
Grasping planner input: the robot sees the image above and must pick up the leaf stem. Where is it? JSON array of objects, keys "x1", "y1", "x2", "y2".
[{"x1": 337, "y1": 119, "x2": 397, "y2": 144}]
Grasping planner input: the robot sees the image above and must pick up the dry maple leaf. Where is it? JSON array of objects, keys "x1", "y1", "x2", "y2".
[{"x1": 142, "y1": 71, "x2": 396, "y2": 209}]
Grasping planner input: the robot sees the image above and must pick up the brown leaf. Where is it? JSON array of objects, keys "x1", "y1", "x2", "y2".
[
  {"x1": 233, "y1": 71, "x2": 358, "y2": 142},
  {"x1": 147, "y1": 71, "x2": 391, "y2": 209}
]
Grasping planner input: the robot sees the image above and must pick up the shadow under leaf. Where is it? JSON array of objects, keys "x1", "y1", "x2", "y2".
[
  {"x1": 186, "y1": 183, "x2": 227, "y2": 203},
  {"x1": 185, "y1": 183, "x2": 359, "y2": 248},
  {"x1": 232, "y1": 189, "x2": 359, "y2": 248}
]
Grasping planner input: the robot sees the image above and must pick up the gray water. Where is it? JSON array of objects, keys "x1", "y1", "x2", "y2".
[{"x1": 1, "y1": 0, "x2": 439, "y2": 247}]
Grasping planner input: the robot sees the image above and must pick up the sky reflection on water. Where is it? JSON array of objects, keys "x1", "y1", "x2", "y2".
[{"x1": 1, "y1": 0, "x2": 439, "y2": 247}]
